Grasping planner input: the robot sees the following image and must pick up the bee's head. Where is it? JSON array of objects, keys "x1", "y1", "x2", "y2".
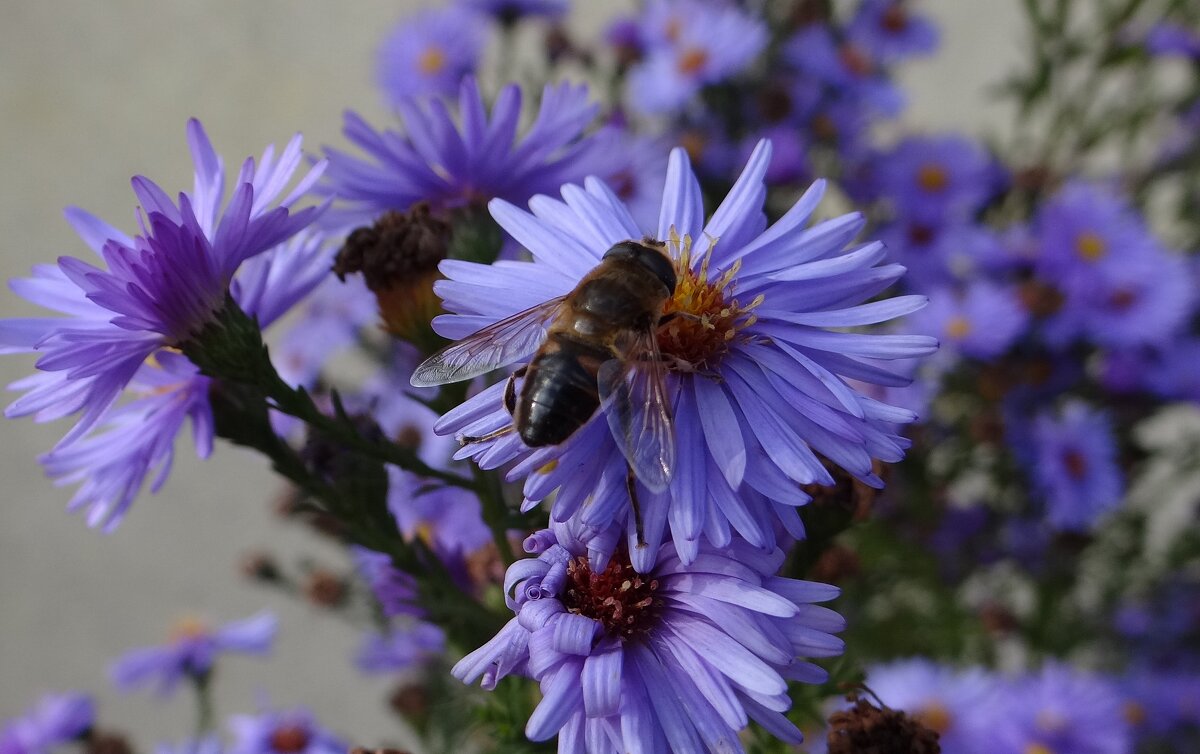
[{"x1": 603, "y1": 239, "x2": 677, "y2": 293}]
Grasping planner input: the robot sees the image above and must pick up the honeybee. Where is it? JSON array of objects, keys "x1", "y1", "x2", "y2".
[{"x1": 410, "y1": 239, "x2": 678, "y2": 538}]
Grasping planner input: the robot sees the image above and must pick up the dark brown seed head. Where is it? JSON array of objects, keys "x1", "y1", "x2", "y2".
[{"x1": 561, "y1": 549, "x2": 661, "y2": 640}]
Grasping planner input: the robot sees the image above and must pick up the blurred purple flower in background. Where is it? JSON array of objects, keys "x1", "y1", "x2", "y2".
[
  {"x1": 1030, "y1": 402, "x2": 1123, "y2": 532},
  {"x1": 375, "y1": 7, "x2": 488, "y2": 107},
  {"x1": 355, "y1": 622, "x2": 446, "y2": 674},
  {"x1": 227, "y1": 708, "x2": 345, "y2": 754},
  {"x1": 625, "y1": 0, "x2": 767, "y2": 114},
  {"x1": 322, "y1": 78, "x2": 611, "y2": 226},
  {"x1": 109, "y1": 612, "x2": 277, "y2": 696},
  {"x1": 0, "y1": 693, "x2": 93, "y2": 754}
]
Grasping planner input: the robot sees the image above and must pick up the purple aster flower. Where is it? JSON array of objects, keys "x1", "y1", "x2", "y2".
[
  {"x1": 453, "y1": 521, "x2": 844, "y2": 751},
  {"x1": 0, "y1": 693, "x2": 93, "y2": 754},
  {"x1": 864, "y1": 659, "x2": 996, "y2": 754},
  {"x1": 375, "y1": 7, "x2": 488, "y2": 108},
  {"x1": 905, "y1": 282, "x2": 1027, "y2": 360},
  {"x1": 432, "y1": 142, "x2": 934, "y2": 569},
  {"x1": 1033, "y1": 180, "x2": 1155, "y2": 287},
  {"x1": 626, "y1": 0, "x2": 767, "y2": 115},
  {"x1": 456, "y1": 0, "x2": 567, "y2": 23},
  {"x1": 227, "y1": 708, "x2": 345, "y2": 754},
  {"x1": 846, "y1": 0, "x2": 939, "y2": 63},
  {"x1": 782, "y1": 24, "x2": 905, "y2": 116},
  {"x1": 322, "y1": 77, "x2": 611, "y2": 226},
  {"x1": 351, "y1": 545, "x2": 422, "y2": 619},
  {"x1": 1143, "y1": 22, "x2": 1200, "y2": 59},
  {"x1": 872, "y1": 134, "x2": 998, "y2": 223},
  {"x1": 988, "y1": 664, "x2": 1131, "y2": 754},
  {"x1": 1120, "y1": 668, "x2": 1200, "y2": 739},
  {"x1": 109, "y1": 612, "x2": 277, "y2": 695},
  {"x1": 1030, "y1": 402, "x2": 1123, "y2": 532},
  {"x1": 1042, "y1": 246, "x2": 1194, "y2": 349},
  {"x1": 11, "y1": 228, "x2": 332, "y2": 530},
  {"x1": 355, "y1": 622, "x2": 446, "y2": 674},
  {"x1": 0, "y1": 120, "x2": 324, "y2": 447},
  {"x1": 387, "y1": 464, "x2": 491, "y2": 558}
]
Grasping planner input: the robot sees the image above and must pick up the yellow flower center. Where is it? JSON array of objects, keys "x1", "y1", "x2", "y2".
[
  {"x1": 419, "y1": 46, "x2": 447, "y2": 75},
  {"x1": 915, "y1": 702, "x2": 953, "y2": 734},
  {"x1": 657, "y1": 231, "x2": 762, "y2": 373},
  {"x1": 945, "y1": 315, "x2": 972, "y2": 340},
  {"x1": 168, "y1": 616, "x2": 210, "y2": 643},
  {"x1": 1075, "y1": 232, "x2": 1106, "y2": 261},
  {"x1": 917, "y1": 163, "x2": 949, "y2": 192},
  {"x1": 677, "y1": 48, "x2": 709, "y2": 76},
  {"x1": 1025, "y1": 745, "x2": 1055, "y2": 754}
]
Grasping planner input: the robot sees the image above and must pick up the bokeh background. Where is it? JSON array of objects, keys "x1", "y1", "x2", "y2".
[{"x1": 0, "y1": 0, "x2": 1022, "y2": 745}]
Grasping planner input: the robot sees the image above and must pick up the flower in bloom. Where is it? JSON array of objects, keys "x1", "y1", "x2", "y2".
[
  {"x1": 355, "y1": 622, "x2": 446, "y2": 674},
  {"x1": 0, "y1": 693, "x2": 93, "y2": 754},
  {"x1": 1120, "y1": 668, "x2": 1200, "y2": 739},
  {"x1": 109, "y1": 612, "x2": 277, "y2": 696},
  {"x1": 871, "y1": 135, "x2": 998, "y2": 224},
  {"x1": 434, "y1": 142, "x2": 935, "y2": 569},
  {"x1": 322, "y1": 77, "x2": 611, "y2": 227},
  {"x1": 1041, "y1": 247, "x2": 1193, "y2": 349},
  {"x1": 845, "y1": 0, "x2": 939, "y2": 63},
  {"x1": 456, "y1": 0, "x2": 567, "y2": 23},
  {"x1": 626, "y1": 0, "x2": 767, "y2": 115},
  {"x1": 1033, "y1": 181, "x2": 1154, "y2": 288},
  {"x1": 986, "y1": 664, "x2": 1131, "y2": 754},
  {"x1": 453, "y1": 521, "x2": 843, "y2": 752},
  {"x1": 375, "y1": 8, "x2": 488, "y2": 108},
  {"x1": 1030, "y1": 402, "x2": 1123, "y2": 532},
  {"x1": 782, "y1": 23, "x2": 905, "y2": 117},
  {"x1": 864, "y1": 659, "x2": 996, "y2": 754},
  {"x1": 227, "y1": 708, "x2": 345, "y2": 754},
  {"x1": 0, "y1": 121, "x2": 328, "y2": 529},
  {"x1": 906, "y1": 282, "x2": 1027, "y2": 360}
]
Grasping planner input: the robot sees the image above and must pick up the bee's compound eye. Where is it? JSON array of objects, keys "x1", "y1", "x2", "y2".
[
  {"x1": 602, "y1": 241, "x2": 642, "y2": 261},
  {"x1": 632, "y1": 242, "x2": 677, "y2": 293}
]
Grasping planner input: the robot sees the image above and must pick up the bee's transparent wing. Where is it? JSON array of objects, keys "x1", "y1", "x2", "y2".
[
  {"x1": 409, "y1": 297, "x2": 567, "y2": 387},
  {"x1": 597, "y1": 327, "x2": 675, "y2": 492}
]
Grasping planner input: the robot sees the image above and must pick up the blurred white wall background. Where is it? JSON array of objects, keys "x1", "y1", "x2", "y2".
[{"x1": 0, "y1": 0, "x2": 1021, "y2": 746}]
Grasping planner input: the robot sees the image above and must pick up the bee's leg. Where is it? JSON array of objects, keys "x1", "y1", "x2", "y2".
[
  {"x1": 625, "y1": 464, "x2": 647, "y2": 548},
  {"x1": 503, "y1": 367, "x2": 526, "y2": 416},
  {"x1": 461, "y1": 425, "x2": 515, "y2": 444},
  {"x1": 463, "y1": 368, "x2": 526, "y2": 444},
  {"x1": 657, "y1": 311, "x2": 704, "y2": 326}
]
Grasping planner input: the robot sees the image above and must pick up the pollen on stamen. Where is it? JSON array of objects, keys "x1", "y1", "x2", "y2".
[{"x1": 657, "y1": 231, "x2": 762, "y2": 372}]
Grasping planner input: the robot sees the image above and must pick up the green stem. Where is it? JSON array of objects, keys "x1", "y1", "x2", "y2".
[
  {"x1": 473, "y1": 465, "x2": 517, "y2": 565},
  {"x1": 190, "y1": 671, "x2": 214, "y2": 737}
]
